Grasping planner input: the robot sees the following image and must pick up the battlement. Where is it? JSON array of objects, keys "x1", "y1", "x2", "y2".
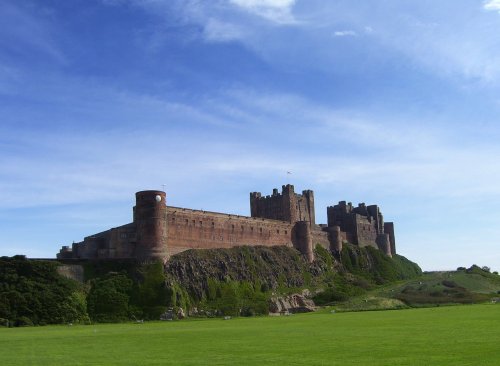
[
  {"x1": 327, "y1": 200, "x2": 394, "y2": 255},
  {"x1": 250, "y1": 185, "x2": 315, "y2": 226}
]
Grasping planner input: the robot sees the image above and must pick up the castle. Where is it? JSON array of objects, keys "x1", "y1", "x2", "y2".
[{"x1": 57, "y1": 185, "x2": 396, "y2": 262}]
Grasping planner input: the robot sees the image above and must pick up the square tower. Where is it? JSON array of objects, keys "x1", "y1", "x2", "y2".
[{"x1": 250, "y1": 184, "x2": 315, "y2": 226}]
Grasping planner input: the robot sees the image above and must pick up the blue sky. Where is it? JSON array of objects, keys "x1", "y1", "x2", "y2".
[{"x1": 1, "y1": 0, "x2": 500, "y2": 271}]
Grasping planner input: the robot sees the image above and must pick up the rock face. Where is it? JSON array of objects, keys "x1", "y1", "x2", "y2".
[
  {"x1": 269, "y1": 293, "x2": 316, "y2": 314},
  {"x1": 163, "y1": 244, "x2": 421, "y2": 317},
  {"x1": 165, "y1": 246, "x2": 310, "y2": 300}
]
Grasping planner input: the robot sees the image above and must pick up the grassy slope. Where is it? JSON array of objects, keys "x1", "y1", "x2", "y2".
[
  {"x1": 1, "y1": 304, "x2": 499, "y2": 366},
  {"x1": 334, "y1": 270, "x2": 500, "y2": 311}
]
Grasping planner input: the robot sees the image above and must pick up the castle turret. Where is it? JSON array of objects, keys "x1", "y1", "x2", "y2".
[
  {"x1": 294, "y1": 221, "x2": 314, "y2": 262},
  {"x1": 134, "y1": 190, "x2": 168, "y2": 261},
  {"x1": 384, "y1": 222, "x2": 396, "y2": 255},
  {"x1": 329, "y1": 225, "x2": 343, "y2": 253},
  {"x1": 376, "y1": 233, "x2": 392, "y2": 257}
]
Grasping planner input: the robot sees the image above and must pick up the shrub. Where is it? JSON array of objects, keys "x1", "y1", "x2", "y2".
[
  {"x1": 0, "y1": 257, "x2": 87, "y2": 326},
  {"x1": 87, "y1": 273, "x2": 132, "y2": 322},
  {"x1": 16, "y1": 316, "x2": 34, "y2": 327}
]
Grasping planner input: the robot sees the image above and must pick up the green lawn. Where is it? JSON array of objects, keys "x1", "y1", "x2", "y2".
[{"x1": 1, "y1": 304, "x2": 499, "y2": 365}]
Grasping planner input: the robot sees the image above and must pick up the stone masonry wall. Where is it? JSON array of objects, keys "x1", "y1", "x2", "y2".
[{"x1": 166, "y1": 207, "x2": 294, "y2": 257}]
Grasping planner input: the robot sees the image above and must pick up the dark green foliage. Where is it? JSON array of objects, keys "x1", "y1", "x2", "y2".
[
  {"x1": 340, "y1": 244, "x2": 422, "y2": 284},
  {"x1": 130, "y1": 261, "x2": 169, "y2": 319},
  {"x1": 314, "y1": 245, "x2": 333, "y2": 268},
  {"x1": 312, "y1": 273, "x2": 369, "y2": 305},
  {"x1": 395, "y1": 283, "x2": 490, "y2": 305},
  {"x1": 0, "y1": 256, "x2": 88, "y2": 326},
  {"x1": 197, "y1": 280, "x2": 269, "y2": 316},
  {"x1": 85, "y1": 261, "x2": 169, "y2": 322},
  {"x1": 310, "y1": 244, "x2": 422, "y2": 306},
  {"x1": 313, "y1": 287, "x2": 349, "y2": 304},
  {"x1": 82, "y1": 259, "x2": 141, "y2": 281},
  {"x1": 442, "y1": 280, "x2": 457, "y2": 288},
  {"x1": 87, "y1": 273, "x2": 132, "y2": 322},
  {"x1": 165, "y1": 280, "x2": 191, "y2": 313},
  {"x1": 466, "y1": 265, "x2": 499, "y2": 281}
]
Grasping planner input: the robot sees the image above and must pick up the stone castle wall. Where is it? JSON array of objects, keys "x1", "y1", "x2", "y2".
[
  {"x1": 166, "y1": 207, "x2": 294, "y2": 256},
  {"x1": 57, "y1": 185, "x2": 396, "y2": 262}
]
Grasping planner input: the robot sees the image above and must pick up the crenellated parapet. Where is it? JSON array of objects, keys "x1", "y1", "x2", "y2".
[
  {"x1": 327, "y1": 201, "x2": 396, "y2": 255},
  {"x1": 250, "y1": 184, "x2": 315, "y2": 226}
]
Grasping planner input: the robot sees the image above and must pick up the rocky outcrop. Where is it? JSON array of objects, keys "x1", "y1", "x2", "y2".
[
  {"x1": 269, "y1": 292, "x2": 316, "y2": 314},
  {"x1": 165, "y1": 246, "x2": 309, "y2": 300},
  {"x1": 163, "y1": 244, "x2": 421, "y2": 316}
]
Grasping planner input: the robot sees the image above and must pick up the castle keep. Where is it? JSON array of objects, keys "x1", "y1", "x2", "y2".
[{"x1": 57, "y1": 185, "x2": 396, "y2": 262}]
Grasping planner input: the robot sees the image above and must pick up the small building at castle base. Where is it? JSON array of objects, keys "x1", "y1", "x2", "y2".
[{"x1": 57, "y1": 185, "x2": 396, "y2": 263}]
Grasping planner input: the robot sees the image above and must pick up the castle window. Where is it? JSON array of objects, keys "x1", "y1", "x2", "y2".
[
  {"x1": 260, "y1": 228, "x2": 263, "y2": 233},
  {"x1": 232, "y1": 224, "x2": 235, "y2": 232},
  {"x1": 277, "y1": 229, "x2": 280, "y2": 234},
  {"x1": 285, "y1": 230, "x2": 288, "y2": 235},
  {"x1": 199, "y1": 221, "x2": 203, "y2": 227},
  {"x1": 251, "y1": 227, "x2": 254, "y2": 231},
  {"x1": 212, "y1": 222, "x2": 215, "y2": 227}
]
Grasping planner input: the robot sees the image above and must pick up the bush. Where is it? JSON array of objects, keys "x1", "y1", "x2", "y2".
[
  {"x1": 313, "y1": 288, "x2": 349, "y2": 305},
  {"x1": 16, "y1": 316, "x2": 34, "y2": 327},
  {"x1": 0, "y1": 257, "x2": 87, "y2": 326},
  {"x1": 87, "y1": 273, "x2": 132, "y2": 322}
]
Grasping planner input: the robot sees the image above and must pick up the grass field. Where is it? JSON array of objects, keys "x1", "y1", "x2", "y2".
[{"x1": 1, "y1": 304, "x2": 499, "y2": 365}]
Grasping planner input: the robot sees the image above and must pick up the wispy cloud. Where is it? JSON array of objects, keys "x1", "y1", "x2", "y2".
[
  {"x1": 484, "y1": 0, "x2": 500, "y2": 12},
  {"x1": 229, "y1": 0, "x2": 297, "y2": 24},
  {"x1": 203, "y1": 18, "x2": 247, "y2": 42},
  {"x1": 333, "y1": 30, "x2": 357, "y2": 37}
]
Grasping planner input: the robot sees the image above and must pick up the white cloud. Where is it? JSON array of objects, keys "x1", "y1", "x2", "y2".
[
  {"x1": 484, "y1": 0, "x2": 500, "y2": 12},
  {"x1": 203, "y1": 18, "x2": 247, "y2": 42},
  {"x1": 333, "y1": 30, "x2": 357, "y2": 37},
  {"x1": 229, "y1": 0, "x2": 297, "y2": 24}
]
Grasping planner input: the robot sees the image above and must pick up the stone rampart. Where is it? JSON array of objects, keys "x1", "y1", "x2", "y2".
[{"x1": 166, "y1": 207, "x2": 294, "y2": 256}]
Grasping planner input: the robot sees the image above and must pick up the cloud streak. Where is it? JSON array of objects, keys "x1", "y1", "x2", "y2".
[
  {"x1": 229, "y1": 0, "x2": 297, "y2": 24},
  {"x1": 484, "y1": 0, "x2": 500, "y2": 12},
  {"x1": 333, "y1": 30, "x2": 357, "y2": 37}
]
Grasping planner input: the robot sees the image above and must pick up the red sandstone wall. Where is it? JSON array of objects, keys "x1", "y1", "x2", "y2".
[
  {"x1": 311, "y1": 229, "x2": 330, "y2": 250},
  {"x1": 166, "y1": 207, "x2": 294, "y2": 256}
]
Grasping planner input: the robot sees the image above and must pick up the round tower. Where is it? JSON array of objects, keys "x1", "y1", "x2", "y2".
[
  {"x1": 329, "y1": 225, "x2": 343, "y2": 253},
  {"x1": 376, "y1": 233, "x2": 392, "y2": 257},
  {"x1": 134, "y1": 190, "x2": 168, "y2": 261},
  {"x1": 294, "y1": 221, "x2": 314, "y2": 263}
]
